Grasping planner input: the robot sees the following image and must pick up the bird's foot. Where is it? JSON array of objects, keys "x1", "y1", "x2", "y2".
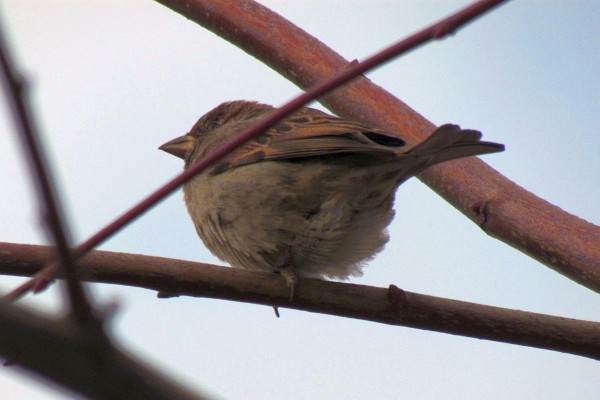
[{"x1": 278, "y1": 268, "x2": 297, "y2": 302}]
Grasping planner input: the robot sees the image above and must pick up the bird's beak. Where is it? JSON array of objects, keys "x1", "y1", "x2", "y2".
[{"x1": 159, "y1": 134, "x2": 195, "y2": 160}]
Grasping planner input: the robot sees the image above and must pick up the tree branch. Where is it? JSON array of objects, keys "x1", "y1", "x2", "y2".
[
  {"x1": 0, "y1": 291, "x2": 211, "y2": 399},
  {"x1": 0, "y1": 5, "x2": 93, "y2": 322},
  {"x1": 1, "y1": 242, "x2": 598, "y2": 360},
  {"x1": 153, "y1": 0, "x2": 600, "y2": 292}
]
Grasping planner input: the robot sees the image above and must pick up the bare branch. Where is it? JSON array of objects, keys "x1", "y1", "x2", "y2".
[
  {"x1": 0, "y1": 11, "x2": 94, "y2": 321},
  {"x1": 1, "y1": 242, "x2": 598, "y2": 360},
  {"x1": 0, "y1": 299, "x2": 212, "y2": 400},
  {"x1": 152, "y1": 0, "x2": 600, "y2": 292}
]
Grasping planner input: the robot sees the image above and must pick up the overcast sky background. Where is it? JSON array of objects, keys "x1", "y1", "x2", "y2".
[{"x1": 0, "y1": 1, "x2": 598, "y2": 399}]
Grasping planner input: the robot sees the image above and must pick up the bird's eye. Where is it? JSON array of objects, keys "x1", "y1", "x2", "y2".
[{"x1": 206, "y1": 120, "x2": 220, "y2": 131}]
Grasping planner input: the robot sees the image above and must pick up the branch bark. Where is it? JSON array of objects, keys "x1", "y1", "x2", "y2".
[
  {"x1": 153, "y1": 0, "x2": 600, "y2": 292},
  {"x1": 2, "y1": 242, "x2": 598, "y2": 360}
]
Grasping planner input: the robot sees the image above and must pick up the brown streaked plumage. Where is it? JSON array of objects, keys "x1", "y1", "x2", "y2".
[{"x1": 160, "y1": 101, "x2": 504, "y2": 294}]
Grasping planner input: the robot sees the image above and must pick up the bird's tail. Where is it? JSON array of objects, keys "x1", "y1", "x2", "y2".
[{"x1": 399, "y1": 124, "x2": 504, "y2": 171}]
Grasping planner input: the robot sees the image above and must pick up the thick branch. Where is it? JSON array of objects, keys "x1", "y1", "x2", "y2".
[
  {"x1": 154, "y1": 0, "x2": 600, "y2": 292},
  {"x1": 1, "y1": 242, "x2": 598, "y2": 360}
]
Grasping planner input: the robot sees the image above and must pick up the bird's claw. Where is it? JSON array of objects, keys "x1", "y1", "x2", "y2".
[{"x1": 278, "y1": 269, "x2": 297, "y2": 301}]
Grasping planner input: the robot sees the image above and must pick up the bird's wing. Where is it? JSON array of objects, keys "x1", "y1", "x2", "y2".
[{"x1": 224, "y1": 108, "x2": 405, "y2": 167}]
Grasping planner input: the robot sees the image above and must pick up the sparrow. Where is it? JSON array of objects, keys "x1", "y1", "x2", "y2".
[{"x1": 160, "y1": 100, "x2": 503, "y2": 297}]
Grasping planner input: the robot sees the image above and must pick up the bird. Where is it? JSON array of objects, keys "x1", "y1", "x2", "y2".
[{"x1": 159, "y1": 100, "x2": 503, "y2": 298}]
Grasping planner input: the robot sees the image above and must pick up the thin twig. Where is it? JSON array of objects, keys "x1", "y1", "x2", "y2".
[
  {"x1": 0, "y1": 12, "x2": 94, "y2": 322},
  {"x1": 1, "y1": 242, "x2": 598, "y2": 360},
  {"x1": 4, "y1": 0, "x2": 508, "y2": 301}
]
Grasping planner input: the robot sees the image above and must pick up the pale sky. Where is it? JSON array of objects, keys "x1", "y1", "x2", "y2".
[{"x1": 0, "y1": 1, "x2": 598, "y2": 399}]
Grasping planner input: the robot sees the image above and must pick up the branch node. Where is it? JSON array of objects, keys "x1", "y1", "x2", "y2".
[
  {"x1": 470, "y1": 199, "x2": 491, "y2": 231},
  {"x1": 430, "y1": 20, "x2": 458, "y2": 39},
  {"x1": 388, "y1": 284, "x2": 408, "y2": 313}
]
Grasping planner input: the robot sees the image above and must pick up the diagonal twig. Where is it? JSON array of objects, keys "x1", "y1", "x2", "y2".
[{"x1": 4, "y1": 0, "x2": 508, "y2": 301}]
